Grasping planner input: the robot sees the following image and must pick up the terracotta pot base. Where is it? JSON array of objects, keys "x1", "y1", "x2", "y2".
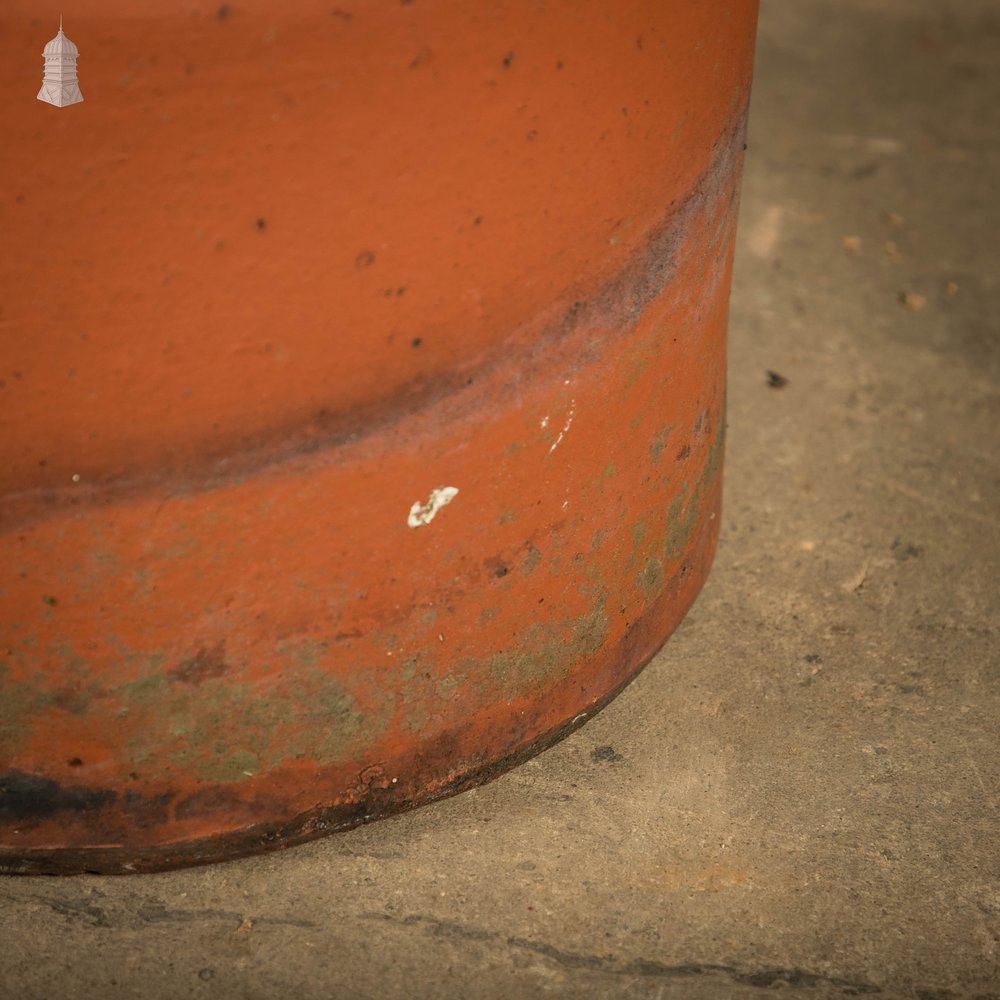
[{"x1": 0, "y1": 1, "x2": 757, "y2": 872}]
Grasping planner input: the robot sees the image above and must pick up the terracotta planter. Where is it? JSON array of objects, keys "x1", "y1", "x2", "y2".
[{"x1": 0, "y1": 0, "x2": 758, "y2": 873}]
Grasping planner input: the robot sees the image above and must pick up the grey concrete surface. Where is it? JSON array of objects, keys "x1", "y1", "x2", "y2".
[{"x1": 3, "y1": 1, "x2": 998, "y2": 997}]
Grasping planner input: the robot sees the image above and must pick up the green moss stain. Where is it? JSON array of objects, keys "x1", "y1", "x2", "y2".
[
  {"x1": 437, "y1": 675, "x2": 460, "y2": 700},
  {"x1": 631, "y1": 520, "x2": 648, "y2": 549},
  {"x1": 397, "y1": 654, "x2": 424, "y2": 686},
  {"x1": 0, "y1": 664, "x2": 58, "y2": 757},
  {"x1": 482, "y1": 608, "x2": 609, "y2": 700},
  {"x1": 649, "y1": 425, "x2": 673, "y2": 465},
  {"x1": 703, "y1": 409, "x2": 726, "y2": 488},
  {"x1": 210, "y1": 750, "x2": 261, "y2": 782},
  {"x1": 663, "y1": 490, "x2": 700, "y2": 563},
  {"x1": 121, "y1": 664, "x2": 370, "y2": 782},
  {"x1": 87, "y1": 548, "x2": 122, "y2": 584},
  {"x1": 638, "y1": 555, "x2": 665, "y2": 600},
  {"x1": 623, "y1": 345, "x2": 651, "y2": 390},
  {"x1": 278, "y1": 637, "x2": 328, "y2": 669},
  {"x1": 521, "y1": 545, "x2": 542, "y2": 576},
  {"x1": 123, "y1": 672, "x2": 169, "y2": 707},
  {"x1": 570, "y1": 610, "x2": 607, "y2": 657},
  {"x1": 662, "y1": 411, "x2": 724, "y2": 564}
]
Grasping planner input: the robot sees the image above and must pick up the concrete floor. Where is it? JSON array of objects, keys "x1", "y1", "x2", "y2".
[{"x1": 3, "y1": 1, "x2": 998, "y2": 997}]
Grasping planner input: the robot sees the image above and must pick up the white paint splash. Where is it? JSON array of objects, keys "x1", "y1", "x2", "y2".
[
  {"x1": 407, "y1": 486, "x2": 459, "y2": 528},
  {"x1": 547, "y1": 401, "x2": 575, "y2": 455},
  {"x1": 540, "y1": 415, "x2": 550, "y2": 429}
]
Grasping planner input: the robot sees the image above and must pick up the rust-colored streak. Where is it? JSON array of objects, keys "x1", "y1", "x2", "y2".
[{"x1": 0, "y1": 0, "x2": 758, "y2": 872}]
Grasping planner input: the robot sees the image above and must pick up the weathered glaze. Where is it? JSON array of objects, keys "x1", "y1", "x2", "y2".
[{"x1": 0, "y1": 0, "x2": 758, "y2": 872}]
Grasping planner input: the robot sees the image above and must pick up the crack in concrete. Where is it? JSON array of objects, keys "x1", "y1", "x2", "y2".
[
  {"x1": 30, "y1": 894, "x2": 315, "y2": 930},
  {"x1": 360, "y1": 911, "x2": 882, "y2": 994}
]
